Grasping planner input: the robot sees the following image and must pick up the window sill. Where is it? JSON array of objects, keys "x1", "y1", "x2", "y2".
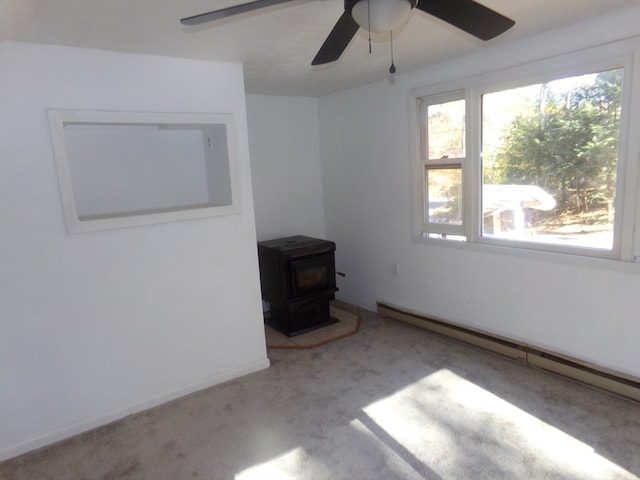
[{"x1": 412, "y1": 233, "x2": 640, "y2": 275}]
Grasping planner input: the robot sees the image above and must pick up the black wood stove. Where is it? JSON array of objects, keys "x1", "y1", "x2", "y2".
[{"x1": 258, "y1": 235, "x2": 338, "y2": 337}]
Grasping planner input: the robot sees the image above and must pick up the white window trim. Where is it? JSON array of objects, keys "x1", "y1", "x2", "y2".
[{"x1": 409, "y1": 38, "x2": 640, "y2": 267}]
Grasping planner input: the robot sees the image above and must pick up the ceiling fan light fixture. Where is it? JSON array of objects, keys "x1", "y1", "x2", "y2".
[{"x1": 351, "y1": 0, "x2": 412, "y2": 33}]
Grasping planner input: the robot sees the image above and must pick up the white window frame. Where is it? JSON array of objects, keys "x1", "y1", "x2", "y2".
[
  {"x1": 410, "y1": 39, "x2": 640, "y2": 265},
  {"x1": 418, "y1": 90, "x2": 467, "y2": 237}
]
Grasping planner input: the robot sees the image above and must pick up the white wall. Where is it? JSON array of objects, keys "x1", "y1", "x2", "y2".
[
  {"x1": 0, "y1": 42, "x2": 269, "y2": 460},
  {"x1": 319, "y1": 8, "x2": 640, "y2": 378},
  {"x1": 246, "y1": 95, "x2": 326, "y2": 241}
]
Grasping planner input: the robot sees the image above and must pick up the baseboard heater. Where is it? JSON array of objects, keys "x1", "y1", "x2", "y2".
[{"x1": 377, "y1": 301, "x2": 640, "y2": 403}]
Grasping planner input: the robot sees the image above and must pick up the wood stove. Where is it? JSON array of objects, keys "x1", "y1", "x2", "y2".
[{"x1": 258, "y1": 235, "x2": 338, "y2": 336}]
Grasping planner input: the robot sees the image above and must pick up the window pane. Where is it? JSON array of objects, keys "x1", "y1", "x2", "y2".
[
  {"x1": 427, "y1": 99, "x2": 465, "y2": 159},
  {"x1": 427, "y1": 167, "x2": 462, "y2": 225},
  {"x1": 482, "y1": 69, "x2": 622, "y2": 250}
]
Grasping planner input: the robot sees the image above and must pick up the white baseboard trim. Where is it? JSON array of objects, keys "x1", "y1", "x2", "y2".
[
  {"x1": 378, "y1": 301, "x2": 640, "y2": 403},
  {"x1": 0, "y1": 357, "x2": 270, "y2": 462}
]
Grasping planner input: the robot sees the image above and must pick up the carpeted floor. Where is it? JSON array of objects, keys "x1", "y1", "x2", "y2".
[{"x1": 2, "y1": 301, "x2": 639, "y2": 480}]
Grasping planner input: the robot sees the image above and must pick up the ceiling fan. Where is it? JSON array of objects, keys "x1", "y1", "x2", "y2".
[{"x1": 181, "y1": 0, "x2": 515, "y2": 66}]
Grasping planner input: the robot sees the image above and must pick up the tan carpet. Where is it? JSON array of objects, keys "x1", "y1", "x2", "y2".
[
  {"x1": 2, "y1": 302, "x2": 639, "y2": 480},
  {"x1": 265, "y1": 304, "x2": 360, "y2": 349}
]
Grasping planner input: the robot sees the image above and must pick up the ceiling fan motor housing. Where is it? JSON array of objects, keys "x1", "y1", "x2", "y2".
[{"x1": 346, "y1": 0, "x2": 418, "y2": 32}]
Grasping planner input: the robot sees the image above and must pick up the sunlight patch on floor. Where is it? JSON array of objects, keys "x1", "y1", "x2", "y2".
[
  {"x1": 349, "y1": 415, "x2": 436, "y2": 479},
  {"x1": 362, "y1": 368, "x2": 637, "y2": 479},
  {"x1": 234, "y1": 447, "x2": 327, "y2": 480},
  {"x1": 233, "y1": 368, "x2": 636, "y2": 479}
]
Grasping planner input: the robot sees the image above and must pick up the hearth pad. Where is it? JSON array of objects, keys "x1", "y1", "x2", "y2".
[{"x1": 265, "y1": 305, "x2": 359, "y2": 349}]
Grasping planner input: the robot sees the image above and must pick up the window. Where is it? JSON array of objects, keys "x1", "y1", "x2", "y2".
[
  {"x1": 412, "y1": 49, "x2": 638, "y2": 262},
  {"x1": 419, "y1": 92, "x2": 466, "y2": 238},
  {"x1": 482, "y1": 70, "x2": 622, "y2": 251}
]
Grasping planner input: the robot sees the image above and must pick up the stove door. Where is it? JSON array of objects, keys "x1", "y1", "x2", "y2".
[{"x1": 290, "y1": 253, "x2": 336, "y2": 298}]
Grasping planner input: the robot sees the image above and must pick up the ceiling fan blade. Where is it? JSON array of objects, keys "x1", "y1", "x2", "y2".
[
  {"x1": 416, "y1": 0, "x2": 514, "y2": 40},
  {"x1": 181, "y1": 0, "x2": 298, "y2": 26},
  {"x1": 312, "y1": 12, "x2": 360, "y2": 66}
]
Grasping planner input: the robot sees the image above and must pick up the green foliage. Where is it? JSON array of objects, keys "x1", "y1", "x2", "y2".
[{"x1": 491, "y1": 70, "x2": 622, "y2": 217}]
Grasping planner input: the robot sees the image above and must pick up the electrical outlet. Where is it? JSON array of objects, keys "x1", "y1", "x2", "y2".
[{"x1": 392, "y1": 263, "x2": 400, "y2": 276}]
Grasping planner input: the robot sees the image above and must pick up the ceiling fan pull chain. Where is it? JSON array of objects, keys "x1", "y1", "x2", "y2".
[
  {"x1": 389, "y1": 30, "x2": 396, "y2": 74},
  {"x1": 368, "y1": 0, "x2": 372, "y2": 54}
]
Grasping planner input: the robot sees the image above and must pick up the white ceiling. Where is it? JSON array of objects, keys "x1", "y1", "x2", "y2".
[{"x1": 1, "y1": 0, "x2": 639, "y2": 97}]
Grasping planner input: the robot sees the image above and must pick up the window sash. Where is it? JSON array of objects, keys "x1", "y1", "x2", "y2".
[
  {"x1": 419, "y1": 91, "x2": 467, "y2": 236},
  {"x1": 474, "y1": 67, "x2": 627, "y2": 260},
  {"x1": 423, "y1": 163, "x2": 465, "y2": 235}
]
